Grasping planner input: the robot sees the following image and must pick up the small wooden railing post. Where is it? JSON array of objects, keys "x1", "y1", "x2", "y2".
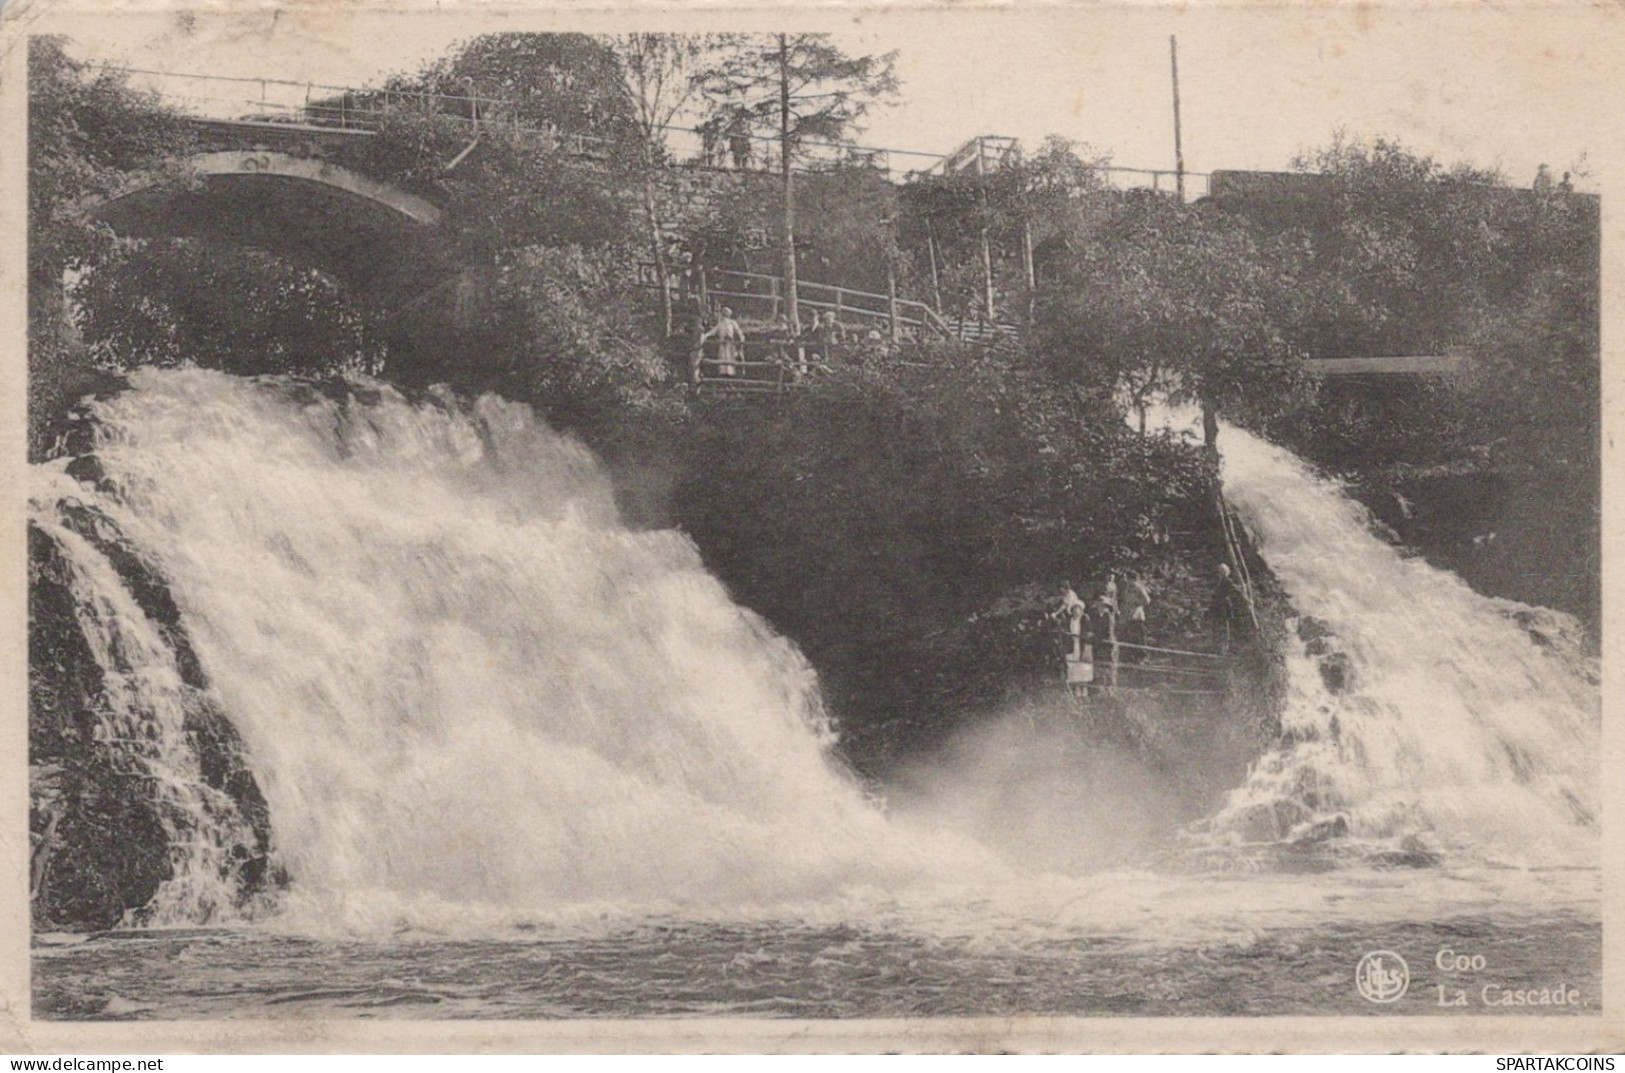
[
  {"x1": 1108, "y1": 621, "x2": 1119, "y2": 687},
  {"x1": 887, "y1": 266, "x2": 900, "y2": 343}
]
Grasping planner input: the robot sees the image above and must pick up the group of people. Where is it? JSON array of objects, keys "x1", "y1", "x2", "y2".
[
  {"x1": 1056, "y1": 570, "x2": 1152, "y2": 662},
  {"x1": 697, "y1": 109, "x2": 756, "y2": 170},
  {"x1": 1056, "y1": 561, "x2": 1253, "y2": 670},
  {"x1": 693, "y1": 307, "x2": 884, "y2": 383}
]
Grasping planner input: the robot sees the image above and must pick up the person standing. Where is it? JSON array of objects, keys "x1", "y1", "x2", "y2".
[
  {"x1": 1120, "y1": 570, "x2": 1151, "y2": 661},
  {"x1": 1057, "y1": 581, "x2": 1087, "y2": 661},
  {"x1": 1090, "y1": 586, "x2": 1118, "y2": 687},
  {"x1": 698, "y1": 115, "x2": 723, "y2": 167},
  {"x1": 813, "y1": 310, "x2": 847, "y2": 366},
  {"x1": 726, "y1": 109, "x2": 754, "y2": 170},
  {"x1": 1210, "y1": 562, "x2": 1247, "y2": 653},
  {"x1": 698, "y1": 306, "x2": 746, "y2": 377},
  {"x1": 766, "y1": 314, "x2": 797, "y2": 378}
]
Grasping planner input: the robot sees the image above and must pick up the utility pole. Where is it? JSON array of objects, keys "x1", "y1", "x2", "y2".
[
  {"x1": 975, "y1": 138, "x2": 996, "y2": 322},
  {"x1": 1021, "y1": 217, "x2": 1036, "y2": 325},
  {"x1": 925, "y1": 218, "x2": 945, "y2": 316},
  {"x1": 1170, "y1": 35, "x2": 1186, "y2": 202},
  {"x1": 779, "y1": 33, "x2": 801, "y2": 332},
  {"x1": 1172, "y1": 34, "x2": 1213, "y2": 442}
]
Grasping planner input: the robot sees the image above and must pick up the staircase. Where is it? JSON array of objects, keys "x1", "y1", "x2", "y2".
[
  {"x1": 940, "y1": 314, "x2": 1021, "y2": 352},
  {"x1": 640, "y1": 262, "x2": 1033, "y2": 392}
]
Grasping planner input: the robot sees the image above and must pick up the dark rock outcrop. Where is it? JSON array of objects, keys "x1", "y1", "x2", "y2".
[{"x1": 30, "y1": 491, "x2": 275, "y2": 931}]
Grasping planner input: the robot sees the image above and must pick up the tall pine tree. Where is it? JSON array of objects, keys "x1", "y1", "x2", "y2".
[{"x1": 701, "y1": 34, "x2": 897, "y2": 330}]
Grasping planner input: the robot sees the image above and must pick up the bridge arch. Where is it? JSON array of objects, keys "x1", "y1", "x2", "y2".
[
  {"x1": 92, "y1": 150, "x2": 441, "y2": 227},
  {"x1": 84, "y1": 151, "x2": 446, "y2": 295}
]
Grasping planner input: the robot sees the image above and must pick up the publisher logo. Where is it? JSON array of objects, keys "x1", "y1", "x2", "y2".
[{"x1": 1356, "y1": 950, "x2": 1410, "y2": 1003}]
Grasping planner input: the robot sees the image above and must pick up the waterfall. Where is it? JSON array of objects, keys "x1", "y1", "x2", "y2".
[
  {"x1": 32, "y1": 368, "x2": 966, "y2": 928},
  {"x1": 28, "y1": 492, "x2": 267, "y2": 925},
  {"x1": 30, "y1": 370, "x2": 1599, "y2": 932},
  {"x1": 1205, "y1": 424, "x2": 1598, "y2": 865}
]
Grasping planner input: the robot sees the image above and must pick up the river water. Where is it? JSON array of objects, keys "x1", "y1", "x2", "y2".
[{"x1": 29, "y1": 370, "x2": 1600, "y2": 1020}]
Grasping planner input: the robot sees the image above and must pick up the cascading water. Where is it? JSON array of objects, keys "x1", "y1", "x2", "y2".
[
  {"x1": 30, "y1": 370, "x2": 1601, "y2": 947},
  {"x1": 31, "y1": 368, "x2": 981, "y2": 930},
  {"x1": 28, "y1": 371, "x2": 1605, "y2": 1018},
  {"x1": 28, "y1": 496, "x2": 266, "y2": 924},
  {"x1": 1204, "y1": 423, "x2": 1599, "y2": 866}
]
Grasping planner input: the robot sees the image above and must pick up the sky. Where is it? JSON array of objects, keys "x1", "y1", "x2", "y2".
[{"x1": 23, "y1": 4, "x2": 1622, "y2": 191}]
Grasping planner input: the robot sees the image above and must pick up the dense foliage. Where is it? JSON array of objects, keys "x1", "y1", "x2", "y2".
[
  {"x1": 74, "y1": 240, "x2": 384, "y2": 376},
  {"x1": 477, "y1": 244, "x2": 678, "y2": 442},
  {"x1": 1230, "y1": 136, "x2": 1598, "y2": 474},
  {"x1": 898, "y1": 136, "x2": 1115, "y2": 324},
  {"x1": 359, "y1": 110, "x2": 638, "y2": 264},
  {"x1": 30, "y1": 31, "x2": 1599, "y2": 768},
  {"x1": 691, "y1": 164, "x2": 901, "y2": 294},
  {"x1": 1034, "y1": 194, "x2": 1312, "y2": 431},
  {"x1": 372, "y1": 32, "x2": 643, "y2": 162},
  {"x1": 673, "y1": 357, "x2": 1222, "y2": 767},
  {"x1": 27, "y1": 37, "x2": 197, "y2": 458},
  {"x1": 27, "y1": 37, "x2": 196, "y2": 294}
]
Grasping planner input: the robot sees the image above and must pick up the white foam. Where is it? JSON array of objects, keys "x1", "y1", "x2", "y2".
[
  {"x1": 70, "y1": 369, "x2": 990, "y2": 923},
  {"x1": 1205, "y1": 424, "x2": 1598, "y2": 865}
]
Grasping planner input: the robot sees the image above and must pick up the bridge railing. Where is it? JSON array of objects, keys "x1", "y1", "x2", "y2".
[
  {"x1": 1062, "y1": 627, "x2": 1238, "y2": 699},
  {"x1": 688, "y1": 338, "x2": 815, "y2": 393},
  {"x1": 688, "y1": 335, "x2": 923, "y2": 392},
  {"x1": 108, "y1": 67, "x2": 1214, "y2": 196},
  {"x1": 701, "y1": 268, "x2": 950, "y2": 340},
  {"x1": 105, "y1": 66, "x2": 510, "y2": 133},
  {"x1": 652, "y1": 265, "x2": 952, "y2": 342}
]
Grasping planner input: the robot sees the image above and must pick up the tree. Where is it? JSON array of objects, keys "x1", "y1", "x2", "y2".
[
  {"x1": 480, "y1": 244, "x2": 675, "y2": 445},
  {"x1": 608, "y1": 34, "x2": 726, "y2": 336},
  {"x1": 900, "y1": 136, "x2": 1114, "y2": 326},
  {"x1": 1237, "y1": 134, "x2": 1598, "y2": 472},
  {"x1": 700, "y1": 34, "x2": 898, "y2": 329},
  {"x1": 1036, "y1": 195, "x2": 1310, "y2": 438},
  {"x1": 355, "y1": 34, "x2": 645, "y2": 281},
  {"x1": 28, "y1": 38, "x2": 196, "y2": 285},
  {"x1": 27, "y1": 37, "x2": 196, "y2": 457},
  {"x1": 698, "y1": 164, "x2": 901, "y2": 297},
  {"x1": 381, "y1": 32, "x2": 642, "y2": 154},
  {"x1": 1287, "y1": 133, "x2": 1510, "y2": 356}
]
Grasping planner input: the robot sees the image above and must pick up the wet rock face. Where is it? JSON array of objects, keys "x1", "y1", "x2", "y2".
[
  {"x1": 29, "y1": 477, "x2": 276, "y2": 931},
  {"x1": 1296, "y1": 616, "x2": 1354, "y2": 696},
  {"x1": 29, "y1": 522, "x2": 172, "y2": 931}
]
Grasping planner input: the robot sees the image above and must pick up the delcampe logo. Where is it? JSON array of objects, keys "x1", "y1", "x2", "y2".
[{"x1": 1355, "y1": 950, "x2": 1411, "y2": 1004}]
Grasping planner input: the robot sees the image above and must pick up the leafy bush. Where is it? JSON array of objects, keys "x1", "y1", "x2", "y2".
[
  {"x1": 27, "y1": 37, "x2": 197, "y2": 459},
  {"x1": 73, "y1": 239, "x2": 384, "y2": 377},
  {"x1": 673, "y1": 355, "x2": 1221, "y2": 768},
  {"x1": 478, "y1": 245, "x2": 676, "y2": 439},
  {"x1": 1035, "y1": 195, "x2": 1313, "y2": 432}
]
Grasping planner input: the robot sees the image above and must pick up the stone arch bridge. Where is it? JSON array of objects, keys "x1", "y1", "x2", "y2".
[{"x1": 81, "y1": 113, "x2": 484, "y2": 372}]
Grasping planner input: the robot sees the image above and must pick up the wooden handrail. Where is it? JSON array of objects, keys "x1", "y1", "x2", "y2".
[
  {"x1": 1116, "y1": 662, "x2": 1230, "y2": 681},
  {"x1": 1217, "y1": 496, "x2": 1262, "y2": 633},
  {"x1": 706, "y1": 268, "x2": 949, "y2": 335},
  {"x1": 1109, "y1": 639, "x2": 1235, "y2": 662},
  {"x1": 696, "y1": 360, "x2": 786, "y2": 371}
]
